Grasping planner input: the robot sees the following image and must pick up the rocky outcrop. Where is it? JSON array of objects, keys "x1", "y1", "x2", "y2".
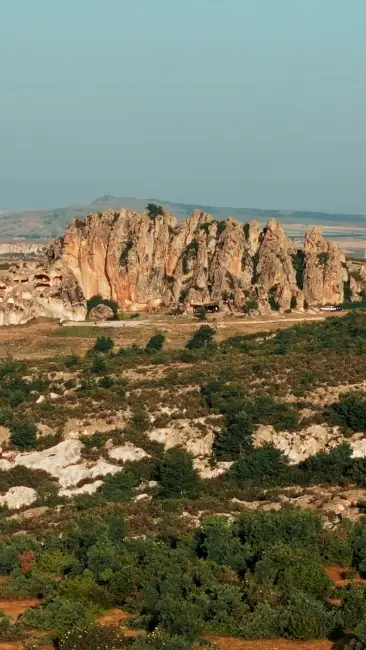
[
  {"x1": 253, "y1": 422, "x2": 366, "y2": 464},
  {"x1": 0, "y1": 261, "x2": 86, "y2": 325},
  {"x1": 303, "y1": 227, "x2": 347, "y2": 306},
  {"x1": 87, "y1": 303, "x2": 114, "y2": 322},
  {"x1": 0, "y1": 486, "x2": 37, "y2": 510},
  {"x1": 0, "y1": 242, "x2": 46, "y2": 257},
  {"x1": 47, "y1": 209, "x2": 349, "y2": 314},
  {"x1": 0, "y1": 209, "x2": 355, "y2": 324}
]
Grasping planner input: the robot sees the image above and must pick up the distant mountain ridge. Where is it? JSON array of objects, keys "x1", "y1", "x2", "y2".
[{"x1": 0, "y1": 194, "x2": 365, "y2": 239}]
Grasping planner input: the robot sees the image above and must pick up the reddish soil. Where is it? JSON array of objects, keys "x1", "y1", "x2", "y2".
[
  {"x1": 0, "y1": 599, "x2": 40, "y2": 623},
  {"x1": 326, "y1": 565, "x2": 366, "y2": 588}
]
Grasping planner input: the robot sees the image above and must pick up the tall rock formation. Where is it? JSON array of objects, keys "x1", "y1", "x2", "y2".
[
  {"x1": 303, "y1": 226, "x2": 347, "y2": 306},
  {"x1": 0, "y1": 208, "x2": 354, "y2": 324},
  {"x1": 48, "y1": 210, "x2": 303, "y2": 313}
]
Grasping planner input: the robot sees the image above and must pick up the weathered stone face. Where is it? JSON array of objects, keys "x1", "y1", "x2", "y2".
[
  {"x1": 303, "y1": 226, "x2": 345, "y2": 306},
  {"x1": 0, "y1": 261, "x2": 87, "y2": 325},
  {"x1": 48, "y1": 210, "x2": 308, "y2": 313},
  {"x1": 87, "y1": 303, "x2": 114, "y2": 322},
  {"x1": 0, "y1": 209, "x2": 354, "y2": 324}
]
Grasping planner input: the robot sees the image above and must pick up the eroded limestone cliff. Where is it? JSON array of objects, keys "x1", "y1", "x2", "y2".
[
  {"x1": 0, "y1": 209, "x2": 356, "y2": 323},
  {"x1": 48, "y1": 209, "x2": 349, "y2": 313}
]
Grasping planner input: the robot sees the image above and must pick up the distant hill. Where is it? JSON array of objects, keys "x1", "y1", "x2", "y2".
[{"x1": 0, "y1": 195, "x2": 365, "y2": 239}]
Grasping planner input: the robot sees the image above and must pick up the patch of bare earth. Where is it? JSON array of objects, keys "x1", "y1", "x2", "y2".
[
  {"x1": 0, "y1": 311, "x2": 345, "y2": 360},
  {"x1": 0, "y1": 600, "x2": 40, "y2": 623},
  {"x1": 326, "y1": 565, "x2": 366, "y2": 588}
]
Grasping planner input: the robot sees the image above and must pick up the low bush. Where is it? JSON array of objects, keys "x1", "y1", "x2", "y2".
[
  {"x1": 59, "y1": 625, "x2": 127, "y2": 650},
  {"x1": 158, "y1": 449, "x2": 202, "y2": 499},
  {"x1": 230, "y1": 444, "x2": 286, "y2": 483},
  {"x1": 146, "y1": 333, "x2": 165, "y2": 352},
  {"x1": 93, "y1": 336, "x2": 114, "y2": 353},
  {"x1": 10, "y1": 420, "x2": 37, "y2": 449},
  {"x1": 186, "y1": 326, "x2": 215, "y2": 350},
  {"x1": 325, "y1": 392, "x2": 366, "y2": 433}
]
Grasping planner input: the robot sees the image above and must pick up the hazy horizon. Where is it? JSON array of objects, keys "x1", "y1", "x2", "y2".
[
  {"x1": 2, "y1": 194, "x2": 366, "y2": 218},
  {"x1": 1, "y1": 0, "x2": 366, "y2": 213}
]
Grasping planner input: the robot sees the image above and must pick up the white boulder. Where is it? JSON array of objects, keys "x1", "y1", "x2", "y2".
[
  {"x1": 0, "y1": 486, "x2": 37, "y2": 510},
  {"x1": 59, "y1": 480, "x2": 103, "y2": 498},
  {"x1": 108, "y1": 444, "x2": 150, "y2": 463}
]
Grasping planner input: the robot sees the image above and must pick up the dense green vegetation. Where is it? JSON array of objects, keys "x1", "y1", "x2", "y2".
[
  {"x1": 0, "y1": 509, "x2": 365, "y2": 647},
  {"x1": 2, "y1": 313, "x2": 366, "y2": 645}
]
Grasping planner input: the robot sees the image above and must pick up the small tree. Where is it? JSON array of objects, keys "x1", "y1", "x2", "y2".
[
  {"x1": 93, "y1": 336, "x2": 114, "y2": 353},
  {"x1": 90, "y1": 356, "x2": 107, "y2": 374},
  {"x1": 186, "y1": 325, "x2": 215, "y2": 350},
  {"x1": 146, "y1": 332, "x2": 165, "y2": 352},
  {"x1": 10, "y1": 420, "x2": 37, "y2": 449},
  {"x1": 283, "y1": 593, "x2": 329, "y2": 640},
  {"x1": 146, "y1": 203, "x2": 165, "y2": 218},
  {"x1": 158, "y1": 449, "x2": 201, "y2": 499},
  {"x1": 230, "y1": 444, "x2": 286, "y2": 484},
  {"x1": 196, "y1": 307, "x2": 207, "y2": 322},
  {"x1": 243, "y1": 299, "x2": 258, "y2": 314},
  {"x1": 214, "y1": 410, "x2": 253, "y2": 460}
]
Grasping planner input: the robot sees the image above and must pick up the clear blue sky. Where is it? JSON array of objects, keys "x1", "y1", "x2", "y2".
[{"x1": 1, "y1": 0, "x2": 366, "y2": 212}]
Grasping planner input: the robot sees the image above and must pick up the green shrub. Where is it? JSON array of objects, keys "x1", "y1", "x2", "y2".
[
  {"x1": 158, "y1": 449, "x2": 201, "y2": 499},
  {"x1": 243, "y1": 299, "x2": 258, "y2": 314},
  {"x1": 146, "y1": 203, "x2": 165, "y2": 218},
  {"x1": 195, "y1": 307, "x2": 207, "y2": 321},
  {"x1": 64, "y1": 354, "x2": 80, "y2": 369},
  {"x1": 93, "y1": 336, "x2": 114, "y2": 353},
  {"x1": 0, "y1": 611, "x2": 11, "y2": 640},
  {"x1": 186, "y1": 326, "x2": 215, "y2": 350},
  {"x1": 317, "y1": 252, "x2": 330, "y2": 267},
  {"x1": 196, "y1": 516, "x2": 248, "y2": 572},
  {"x1": 353, "y1": 619, "x2": 366, "y2": 649},
  {"x1": 283, "y1": 593, "x2": 329, "y2": 640},
  {"x1": 230, "y1": 444, "x2": 286, "y2": 483},
  {"x1": 214, "y1": 410, "x2": 253, "y2": 460},
  {"x1": 131, "y1": 407, "x2": 150, "y2": 431},
  {"x1": 325, "y1": 392, "x2": 366, "y2": 432},
  {"x1": 146, "y1": 333, "x2": 165, "y2": 352},
  {"x1": 90, "y1": 356, "x2": 107, "y2": 374},
  {"x1": 21, "y1": 597, "x2": 97, "y2": 635},
  {"x1": 268, "y1": 287, "x2": 280, "y2": 311},
  {"x1": 9, "y1": 390, "x2": 28, "y2": 407},
  {"x1": 99, "y1": 470, "x2": 140, "y2": 502},
  {"x1": 0, "y1": 536, "x2": 39, "y2": 575},
  {"x1": 10, "y1": 419, "x2": 37, "y2": 449},
  {"x1": 38, "y1": 550, "x2": 75, "y2": 575},
  {"x1": 341, "y1": 585, "x2": 366, "y2": 630},
  {"x1": 59, "y1": 625, "x2": 127, "y2": 650},
  {"x1": 291, "y1": 251, "x2": 305, "y2": 290},
  {"x1": 238, "y1": 509, "x2": 322, "y2": 550},
  {"x1": 300, "y1": 442, "x2": 353, "y2": 484}
]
